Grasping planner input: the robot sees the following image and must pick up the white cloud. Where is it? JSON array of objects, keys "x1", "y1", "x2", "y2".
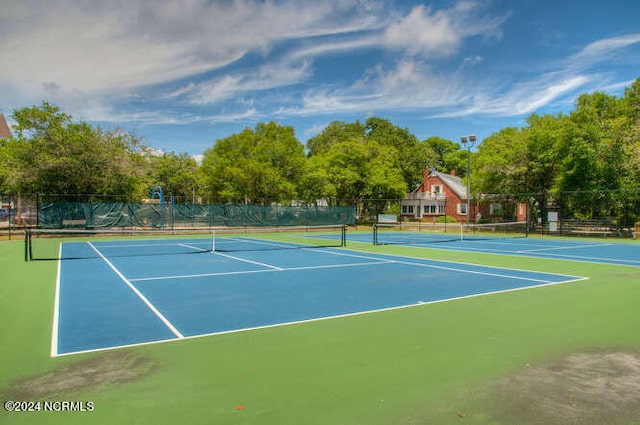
[
  {"x1": 0, "y1": 0, "x2": 387, "y2": 117},
  {"x1": 463, "y1": 55, "x2": 483, "y2": 66},
  {"x1": 381, "y1": 2, "x2": 507, "y2": 58},
  {"x1": 303, "y1": 123, "x2": 329, "y2": 138},
  {"x1": 192, "y1": 154, "x2": 204, "y2": 165},
  {"x1": 288, "y1": 36, "x2": 381, "y2": 61},
  {"x1": 5, "y1": 0, "x2": 633, "y2": 136},
  {"x1": 207, "y1": 108, "x2": 259, "y2": 124},
  {"x1": 186, "y1": 60, "x2": 312, "y2": 105},
  {"x1": 433, "y1": 33, "x2": 640, "y2": 119},
  {"x1": 465, "y1": 75, "x2": 591, "y2": 117},
  {"x1": 382, "y1": 5, "x2": 460, "y2": 57},
  {"x1": 284, "y1": 59, "x2": 467, "y2": 116},
  {"x1": 571, "y1": 34, "x2": 640, "y2": 65}
]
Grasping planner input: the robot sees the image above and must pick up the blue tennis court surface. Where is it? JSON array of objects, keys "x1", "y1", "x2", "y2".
[
  {"x1": 53, "y1": 237, "x2": 585, "y2": 356},
  {"x1": 350, "y1": 231, "x2": 640, "y2": 267}
]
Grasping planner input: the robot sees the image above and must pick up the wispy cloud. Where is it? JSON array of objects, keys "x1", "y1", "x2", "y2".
[
  {"x1": 434, "y1": 33, "x2": 640, "y2": 118},
  {"x1": 382, "y1": 2, "x2": 507, "y2": 57},
  {"x1": 184, "y1": 60, "x2": 313, "y2": 105},
  {"x1": 276, "y1": 2, "x2": 509, "y2": 116},
  {"x1": 279, "y1": 58, "x2": 467, "y2": 117},
  {"x1": 436, "y1": 75, "x2": 592, "y2": 118},
  {"x1": 0, "y1": 0, "x2": 387, "y2": 117},
  {"x1": 570, "y1": 34, "x2": 640, "y2": 65},
  {"x1": 1, "y1": 0, "x2": 637, "y2": 143},
  {"x1": 303, "y1": 123, "x2": 329, "y2": 138}
]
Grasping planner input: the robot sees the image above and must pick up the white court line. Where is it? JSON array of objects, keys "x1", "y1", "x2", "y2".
[
  {"x1": 50, "y1": 244, "x2": 63, "y2": 357},
  {"x1": 53, "y1": 301, "x2": 423, "y2": 357},
  {"x1": 315, "y1": 248, "x2": 562, "y2": 283},
  {"x1": 532, "y1": 252, "x2": 640, "y2": 265},
  {"x1": 53, "y1": 272, "x2": 588, "y2": 357},
  {"x1": 221, "y1": 237, "x2": 298, "y2": 249},
  {"x1": 213, "y1": 251, "x2": 283, "y2": 270},
  {"x1": 394, "y1": 259, "x2": 552, "y2": 282},
  {"x1": 132, "y1": 246, "x2": 579, "y2": 284},
  {"x1": 378, "y1": 236, "x2": 640, "y2": 268},
  {"x1": 87, "y1": 242, "x2": 184, "y2": 339},
  {"x1": 518, "y1": 243, "x2": 613, "y2": 253},
  {"x1": 130, "y1": 260, "x2": 394, "y2": 282},
  {"x1": 181, "y1": 240, "x2": 284, "y2": 270},
  {"x1": 178, "y1": 243, "x2": 210, "y2": 253},
  {"x1": 96, "y1": 241, "x2": 204, "y2": 249}
]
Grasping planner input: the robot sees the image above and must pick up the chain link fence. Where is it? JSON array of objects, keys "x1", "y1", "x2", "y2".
[{"x1": 2, "y1": 190, "x2": 639, "y2": 239}]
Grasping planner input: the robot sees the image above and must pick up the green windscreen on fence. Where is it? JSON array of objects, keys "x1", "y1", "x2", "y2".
[{"x1": 37, "y1": 202, "x2": 355, "y2": 229}]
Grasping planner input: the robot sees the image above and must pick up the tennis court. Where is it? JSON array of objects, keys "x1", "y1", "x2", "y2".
[
  {"x1": 359, "y1": 223, "x2": 640, "y2": 267},
  {"x1": 51, "y1": 232, "x2": 584, "y2": 356}
]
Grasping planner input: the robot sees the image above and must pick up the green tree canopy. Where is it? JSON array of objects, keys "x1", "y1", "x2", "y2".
[
  {"x1": 4, "y1": 102, "x2": 147, "y2": 198},
  {"x1": 146, "y1": 152, "x2": 200, "y2": 202},
  {"x1": 199, "y1": 122, "x2": 305, "y2": 204},
  {"x1": 306, "y1": 117, "x2": 437, "y2": 195}
]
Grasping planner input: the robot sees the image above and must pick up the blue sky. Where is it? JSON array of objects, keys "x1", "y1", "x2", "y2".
[{"x1": 2, "y1": 0, "x2": 639, "y2": 158}]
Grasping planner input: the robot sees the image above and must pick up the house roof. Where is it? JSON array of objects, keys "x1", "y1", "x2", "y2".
[
  {"x1": 430, "y1": 170, "x2": 468, "y2": 199},
  {"x1": 0, "y1": 113, "x2": 12, "y2": 139}
]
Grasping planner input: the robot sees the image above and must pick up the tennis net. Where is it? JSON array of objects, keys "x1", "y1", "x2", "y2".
[
  {"x1": 25, "y1": 225, "x2": 346, "y2": 261},
  {"x1": 373, "y1": 221, "x2": 528, "y2": 246}
]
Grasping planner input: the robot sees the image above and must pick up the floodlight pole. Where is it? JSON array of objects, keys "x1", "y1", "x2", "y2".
[{"x1": 460, "y1": 135, "x2": 477, "y2": 225}]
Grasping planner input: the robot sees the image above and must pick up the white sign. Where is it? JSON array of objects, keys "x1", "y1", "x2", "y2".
[{"x1": 377, "y1": 214, "x2": 398, "y2": 223}]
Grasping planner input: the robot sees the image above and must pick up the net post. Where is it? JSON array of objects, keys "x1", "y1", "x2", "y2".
[
  {"x1": 211, "y1": 230, "x2": 216, "y2": 253},
  {"x1": 372, "y1": 224, "x2": 377, "y2": 245},
  {"x1": 24, "y1": 229, "x2": 30, "y2": 262},
  {"x1": 341, "y1": 224, "x2": 347, "y2": 247}
]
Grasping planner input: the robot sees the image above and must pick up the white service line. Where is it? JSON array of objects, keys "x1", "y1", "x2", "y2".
[
  {"x1": 178, "y1": 243, "x2": 210, "y2": 253},
  {"x1": 314, "y1": 248, "x2": 555, "y2": 283},
  {"x1": 87, "y1": 242, "x2": 184, "y2": 339},
  {"x1": 532, "y1": 252, "x2": 640, "y2": 265},
  {"x1": 130, "y1": 260, "x2": 394, "y2": 282},
  {"x1": 178, "y1": 241, "x2": 283, "y2": 271},
  {"x1": 222, "y1": 237, "x2": 297, "y2": 249},
  {"x1": 213, "y1": 251, "x2": 283, "y2": 270},
  {"x1": 518, "y1": 243, "x2": 613, "y2": 253}
]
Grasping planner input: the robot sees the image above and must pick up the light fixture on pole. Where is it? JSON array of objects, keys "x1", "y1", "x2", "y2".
[{"x1": 460, "y1": 134, "x2": 476, "y2": 225}]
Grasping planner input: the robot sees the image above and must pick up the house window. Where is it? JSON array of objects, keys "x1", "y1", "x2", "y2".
[
  {"x1": 438, "y1": 205, "x2": 446, "y2": 214},
  {"x1": 490, "y1": 203, "x2": 501, "y2": 215},
  {"x1": 458, "y1": 203, "x2": 468, "y2": 215},
  {"x1": 402, "y1": 205, "x2": 414, "y2": 214},
  {"x1": 423, "y1": 204, "x2": 440, "y2": 215}
]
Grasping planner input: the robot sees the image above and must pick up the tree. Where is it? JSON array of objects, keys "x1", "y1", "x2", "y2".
[
  {"x1": 0, "y1": 138, "x2": 13, "y2": 193},
  {"x1": 361, "y1": 141, "x2": 407, "y2": 215},
  {"x1": 474, "y1": 127, "x2": 528, "y2": 194},
  {"x1": 364, "y1": 117, "x2": 432, "y2": 190},
  {"x1": 299, "y1": 136, "x2": 406, "y2": 213},
  {"x1": 306, "y1": 117, "x2": 436, "y2": 196},
  {"x1": 306, "y1": 121, "x2": 365, "y2": 156},
  {"x1": 199, "y1": 122, "x2": 306, "y2": 204},
  {"x1": 423, "y1": 136, "x2": 463, "y2": 175},
  {"x1": 5, "y1": 102, "x2": 147, "y2": 198},
  {"x1": 298, "y1": 155, "x2": 337, "y2": 204},
  {"x1": 146, "y1": 152, "x2": 200, "y2": 202}
]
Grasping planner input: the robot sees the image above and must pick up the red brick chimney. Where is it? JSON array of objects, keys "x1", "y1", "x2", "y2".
[{"x1": 450, "y1": 170, "x2": 456, "y2": 177}]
